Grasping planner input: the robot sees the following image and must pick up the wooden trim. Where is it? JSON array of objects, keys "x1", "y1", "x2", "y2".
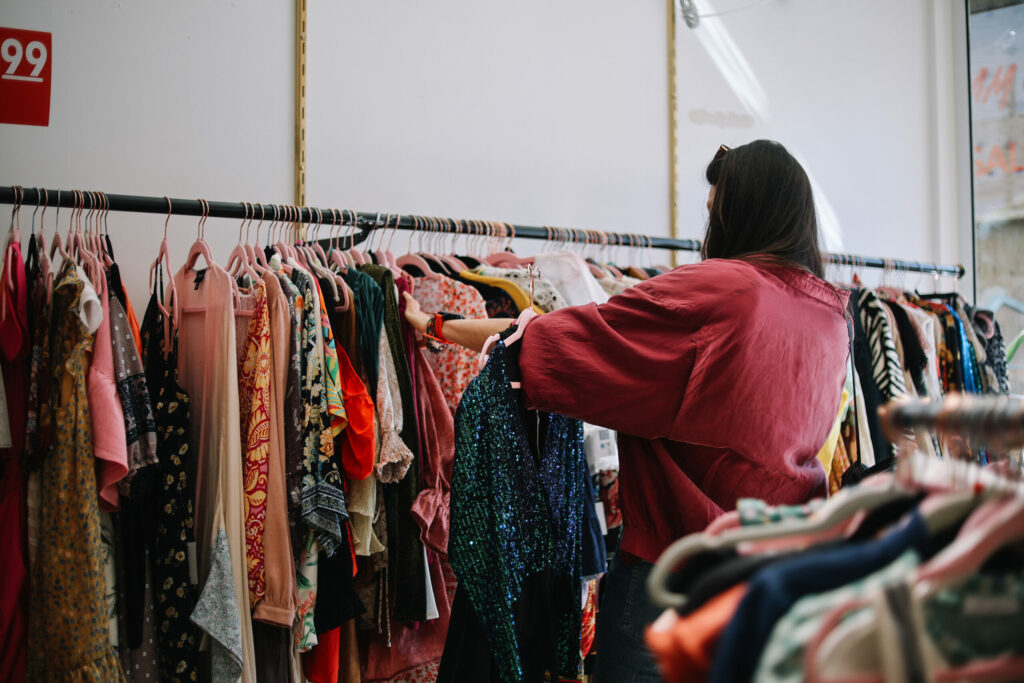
[
  {"x1": 295, "y1": 0, "x2": 307, "y2": 208},
  {"x1": 667, "y1": 0, "x2": 679, "y2": 266}
]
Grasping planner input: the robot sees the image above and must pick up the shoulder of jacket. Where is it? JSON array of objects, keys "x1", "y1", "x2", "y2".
[{"x1": 654, "y1": 259, "x2": 763, "y2": 296}]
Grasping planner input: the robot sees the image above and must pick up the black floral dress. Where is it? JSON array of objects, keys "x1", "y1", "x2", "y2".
[{"x1": 140, "y1": 292, "x2": 200, "y2": 682}]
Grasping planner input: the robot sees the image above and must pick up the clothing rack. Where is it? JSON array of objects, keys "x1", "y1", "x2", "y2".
[
  {"x1": 881, "y1": 395, "x2": 1024, "y2": 447},
  {"x1": 1, "y1": 185, "x2": 966, "y2": 277}
]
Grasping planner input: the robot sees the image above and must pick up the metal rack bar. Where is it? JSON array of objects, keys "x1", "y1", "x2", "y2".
[{"x1": 0, "y1": 186, "x2": 965, "y2": 277}]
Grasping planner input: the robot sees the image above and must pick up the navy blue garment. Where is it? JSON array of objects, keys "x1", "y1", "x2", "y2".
[
  {"x1": 708, "y1": 510, "x2": 945, "y2": 683},
  {"x1": 592, "y1": 558, "x2": 663, "y2": 682},
  {"x1": 447, "y1": 340, "x2": 586, "y2": 683},
  {"x1": 582, "y1": 473, "x2": 607, "y2": 580}
]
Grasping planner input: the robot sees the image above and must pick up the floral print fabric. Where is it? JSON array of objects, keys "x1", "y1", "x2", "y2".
[
  {"x1": 475, "y1": 265, "x2": 568, "y2": 313},
  {"x1": 295, "y1": 530, "x2": 320, "y2": 652},
  {"x1": 414, "y1": 276, "x2": 488, "y2": 414},
  {"x1": 237, "y1": 281, "x2": 272, "y2": 606},
  {"x1": 292, "y1": 269, "x2": 348, "y2": 557},
  {"x1": 316, "y1": 278, "x2": 348, "y2": 436},
  {"x1": 28, "y1": 261, "x2": 125, "y2": 682},
  {"x1": 141, "y1": 293, "x2": 201, "y2": 683},
  {"x1": 109, "y1": 293, "x2": 158, "y2": 489}
]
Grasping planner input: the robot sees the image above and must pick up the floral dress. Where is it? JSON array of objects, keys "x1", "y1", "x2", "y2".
[
  {"x1": 140, "y1": 289, "x2": 201, "y2": 682},
  {"x1": 237, "y1": 281, "x2": 272, "y2": 605},
  {"x1": 28, "y1": 261, "x2": 125, "y2": 682},
  {"x1": 413, "y1": 275, "x2": 489, "y2": 414},
  {"x1": 292, "y1": 269, "x2": 348, "y2": 556}
]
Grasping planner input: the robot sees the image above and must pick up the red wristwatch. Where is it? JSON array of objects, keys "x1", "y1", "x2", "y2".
[{"x1": 424, "y1": 311, "x2": 462, "y2": 346}]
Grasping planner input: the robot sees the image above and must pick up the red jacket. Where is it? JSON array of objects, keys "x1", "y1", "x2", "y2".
[{"x1": 519, "y1": 258, "x2": 850, "y2": 563}]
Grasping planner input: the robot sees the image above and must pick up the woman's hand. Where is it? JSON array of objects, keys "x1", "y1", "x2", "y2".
[
  {"x1": 403, "y1": 291, "x2": 514, "y2": 352},
  {"x1": 403, "y1": 292, "x2": 431, "y2": 334}
]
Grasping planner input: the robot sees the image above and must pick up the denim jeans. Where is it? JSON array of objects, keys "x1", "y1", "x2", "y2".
[{"x1": 593, "y1": 558, "x2": 664, "y2": 682}]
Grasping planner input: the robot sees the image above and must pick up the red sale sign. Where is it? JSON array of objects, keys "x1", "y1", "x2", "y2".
[{"x1": 0, "y1": 27, "x2": 52, "y2": 127}]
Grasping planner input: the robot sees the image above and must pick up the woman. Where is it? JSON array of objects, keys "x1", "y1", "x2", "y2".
[{"x1": 404, "y1": 140, "x2": 850, "y2": 680}]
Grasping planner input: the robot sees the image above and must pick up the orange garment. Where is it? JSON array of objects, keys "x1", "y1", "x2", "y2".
[
  {"x1": 645, "y1": 583, "x2": 746, "y2": 683},
  {"x1": 122, "y1": 288, "x2": 143, "y2": 355},
  {"x1": 828, "y1": 432, "x2": 852, "y2": 495},
  {"x1": 335, "y1": 345, "x2": 376, "y2": 481},
  {"x1": 581, "y1": 580, "x2": 597, "y2": 658}
]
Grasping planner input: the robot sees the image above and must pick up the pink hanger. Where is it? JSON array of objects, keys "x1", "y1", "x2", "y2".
[
  {"x1": 484, "y1": 222, "x2": 533, "y2": 267},
  {"x1": 48, "y1": 189, "x2": 70, "y2": 265},
  {"x1": 33, "y1": 188, "x2": 52, "y2": 275},
  {"x1": 184, "y1": 198, "x2": 216, "y2": 271},
  {"x1": 916, "y1": 495, "x2": 1024, "y2": 588},
  {"x1": 249, "y1": 203, "x2": 268, "y2": 268},
  {"x1": 328, "y1": 209, "x2": 350, "y2": 274},
  {"x1": 226, "y1": 201, "x2": 260, "y2": 285},
  {"x1": 397, "y1": 215, "x2": 441, "y2": 278},
  {"x1": 347, "y1": 209, "x2": 368, "y2": 265},
  {"x1": 240, "y1": 202, "x2": 264, "y2": 271},
  {"x1": 308, "y1": 207, "x2": 329, "y2": 266},
  {"x1": 149, "y1": 198, "x2": 180, "y2": 353},
  {"x1": 439, "y1": 218, "x2": 469, "y2": 272},
  {"x1": 2, "y1": 187, "x2": 22, "y2": 320},
  {"x1": 804, "y1": 495, "x2": 1024, "y2": 683}
]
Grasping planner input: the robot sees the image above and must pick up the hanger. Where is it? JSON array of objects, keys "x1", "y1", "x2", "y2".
[
  {"x1": 95, "y1": 192, "x2": 113, "y2": 268},
  {"x1": 49, "y1": 189, "x2": 70, "y2": 265},
  {"x1": 803, "y1": 489, "x2": 1024, "y2": 683},
  {"x1": 338, "y1": 209, "x2": 358, "y2": 268},
  {"x1": 87, "y1": 191, "x2": 103, "y2": 261},
  {"x1": 248, "y1": 203, "x2": 268, "y2": 268},
  {"x1": 2, "y1": 186, "x2": 22, "y2": 319},
  {"x1": 321, "y1": 209, "x2": 350, "y2": 312},
  {"x1": 149, "y1": 197, "x2": 180, "y2": 353},
  {"x1": 917, "y1": 494, "x2": 1024, "y2": 591},
  {"x1": 32, "y1": 188, "x2": 52, "y2": 274},
  {"x1": 484, "y1": 222, "x2": 534, "y2": 267},
  {"x1": 383, "y1": 213, "x2": 405, "y2": 273},
  {"x1": 647, "y1": 475, "x2": 915, "y2": 609},
  {"x1": 303, "y1": 207, "x2": 343, "y2": 301},
  {"x1": 327, "y1": 209, "x2": 351, "y2": 275},
  {"x1": 35, "y1": 189, "x2": 54, "y2": 305},
  {"x1": 309, "y1": 207, "x2": 329, "y2": 266},
  {"x1": 227, "y1": 201, "x2": 260, "y2": 287},
  {"x1": 238, "y1": 202, "x2": 263, "y2": 272},
  {"x1": 585, "y1": 230, "x2": 609, "y2": 278},
  {"x1": 65, "y1": 191, "x2": 101, "y2": 296},
  {"x1": 184, "y1": 198, "x2": 216, "y2": 272},
  {"x1": 397, "y1": 215, "x2": 441, "y2": 279},
  {"x1": 271, "y1": 204, "x2": 296, "y2": 263},
  {"x1": 298, "y1": 206, "x2": 318, "y2": 269},
  {"x1": 437, "y1": 218, "x2": 469, "y2": 272},
  {"x1": 285, "y1": 206, "x2": 308, "y2": 267}
]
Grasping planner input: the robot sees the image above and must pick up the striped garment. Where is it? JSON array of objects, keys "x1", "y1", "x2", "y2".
[{"x1": 858, "y1": 290, "x2": 907, "y2": 460}]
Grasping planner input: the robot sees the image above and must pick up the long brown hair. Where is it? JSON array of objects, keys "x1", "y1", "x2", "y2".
[{"x1": 703, "y1": 140, "x2": 824, "y2": 278}]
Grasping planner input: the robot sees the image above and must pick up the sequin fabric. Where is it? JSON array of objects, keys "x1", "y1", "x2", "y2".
[{"x1": 449, "y1": 341, "x2": 585, "y2": 682}]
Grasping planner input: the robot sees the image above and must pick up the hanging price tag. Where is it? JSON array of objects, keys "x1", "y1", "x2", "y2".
[{"x1": 0, "y1": 27, "x2": 52, "y2": 126}]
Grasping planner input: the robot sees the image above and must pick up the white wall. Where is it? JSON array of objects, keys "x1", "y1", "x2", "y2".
[
  {"x1": 304, "y1": 0, "x2": 670, "y2": 252},
  {"x1": 672, "y1": 0, "x2": 973, "y2": 290},
  {"x1": 1, "y1": 0, "x2": 971, "y2": 307},
  {"x1": 0, "y1": 0, "x2": 294, "y2": 306}
]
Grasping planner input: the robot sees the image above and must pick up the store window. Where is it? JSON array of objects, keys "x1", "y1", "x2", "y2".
[{"x1": 970, "y1": 0, "x2": 1024, "y2": 391}]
